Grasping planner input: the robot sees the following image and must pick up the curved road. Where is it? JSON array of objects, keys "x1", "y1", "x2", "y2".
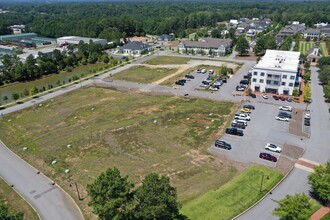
[{"x1": 1, "y1": 52, "x2": 326, "y2": 220}]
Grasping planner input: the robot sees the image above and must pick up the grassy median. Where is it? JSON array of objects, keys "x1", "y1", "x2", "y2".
[
  {"x1": 181, "y1": 165, "x2": 284, "y2": 220},
  {"x1": 0, "y1": 86, "x2": 238, "y2": 219}
]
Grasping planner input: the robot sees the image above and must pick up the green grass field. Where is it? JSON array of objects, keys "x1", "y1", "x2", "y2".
[
  {"x1": 181, "y1": 165, "x2": 284, "y2": 220},
  {"x1": 299, "y1": 42, "x2": 315, "y2": 55},
  {"x1": 320, "y1": 42, "x2": 329, "y2": 57},
  {"x1": 144, "y1": 56, "x2": 194, "y2": 65},
  {"x1": 0, "y1": 177, "x2": 39, "y2": 220},
  {"x1": 0, "y1": 86, "x2": 239, "y2": 219},
  {"x1": 111, "y1": 66, "x2": 178, "y2": 83}
]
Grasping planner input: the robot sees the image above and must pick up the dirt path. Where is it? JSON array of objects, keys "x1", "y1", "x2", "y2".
[{"x1": 152, "y1": 64, "x2": 190, "y2": 85}]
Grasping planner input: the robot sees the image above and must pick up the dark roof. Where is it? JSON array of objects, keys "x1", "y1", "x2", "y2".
[
  {"x1": 305, "y1": 28, "x2": 320, "y2": 34},
  {"x1": 307, "y1": 46, "x2": 322, "y2": 58},
  {"x1": 278, "y1": 24, "x2": 305, "y2": 35},
  {"x1": 119, "y1": 41, "x2": 149, "y2": 51},
  {"x1": 182, "y1": 38, "x2": 232, "y2": 48}
]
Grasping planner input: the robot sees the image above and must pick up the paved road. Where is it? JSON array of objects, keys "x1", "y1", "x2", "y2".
[
  {"x1": 237, "y1": 67, "x2": 330, "y2": 220},
  {"x1": 0, "y1": 140, "x2": 83, "y2": 220}
]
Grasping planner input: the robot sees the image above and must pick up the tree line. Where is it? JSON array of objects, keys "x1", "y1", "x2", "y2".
[
  {"x1": 317, "y1": 56, "x2": 330, "y2": 101},
  {"x1": 0, "y1": 2, "x2": 330, "y2": 41},
  {"x1": 0, "y1": 41, "x2": 114, "y2": 86}
]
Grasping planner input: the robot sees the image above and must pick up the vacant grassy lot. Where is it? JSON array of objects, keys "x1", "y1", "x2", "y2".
[
  {"x1": 299, "y1": 42, "x2": 315, "y2": 55},
  {"x1": 0, "y1": 177, "x2": 39, "y2": 220},
  {"x1": 111, "y1": 66, "x2": 178, "y2": 83},
  {"x1": 181, "y1": 165, "x2": 284, "y2": 220},
  {"x1": 320, "y1": 42, "x2": 329, "y2": 57},
  {"x1": 144, "y1": 56, "x2": 194, "y2": 65},
  {"x1": 0, "y1": 86, "x2": 238, "y2": 219}
]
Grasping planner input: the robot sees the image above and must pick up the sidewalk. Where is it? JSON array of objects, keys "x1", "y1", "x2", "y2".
[{"x1": 311, "y1": 206, "x2": 330, "y2": 220}]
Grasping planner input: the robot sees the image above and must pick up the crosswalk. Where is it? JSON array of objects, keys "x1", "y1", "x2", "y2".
[{"x1": 295, "y1": 158, "x2": 320, "y2": 172}]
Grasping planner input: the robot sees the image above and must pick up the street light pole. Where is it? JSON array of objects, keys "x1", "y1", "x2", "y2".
[{"x1": 259, "y1": 173, "x2": 269, "y2": 192}]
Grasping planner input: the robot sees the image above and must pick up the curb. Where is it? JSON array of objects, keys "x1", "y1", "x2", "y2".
[
  {"x1": 0, "y1": 139, "x2": 85, "y2": 220},
  {"x1": 233, "y1": 147, "x2": 306, "y2": 219},
  {"x1": 0, "y1": 176, "x2": 41, "y2": 220}
]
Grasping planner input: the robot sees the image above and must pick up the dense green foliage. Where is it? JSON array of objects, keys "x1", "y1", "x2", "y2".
[
  {"x1": 308, "y1": 162, "x2": 330, "y2": 204},
  {"x1": 87, "y1": 167, "x2": 185, "y2": 220},
  {"x1": 254, "y1": 34, "x2": 277, "y2": 55},
  {"x1": 0, "y1": 42, "x2": 113, "y2": 85},
  {"x1": 0, "y1": 201, "x2": 24, "y2": 220},
  {"x1": 0, "y1": 2, "x2": 330, "y2": 40},
  {"x1": 317, "y1": 57, "x2": 330, "y2": 101},
  {"x1": 236, "y1": 36, "x2": 249, "y2": 55},
  {"x1": 272, "y1": 193, "x2": 314, "y2": 220}
]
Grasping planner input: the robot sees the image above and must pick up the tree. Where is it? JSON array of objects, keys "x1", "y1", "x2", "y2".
[
  {"x1": 308, "y1": 162, "x2": 330, "y2": 203},
  {"x1": 306, "y1": 36, "x2": 311, "y2": 42},
  {"x1": 304, "y1": 60, "x2": 311, "y2": 69},
  {"x1": 303, "y1": 83, "x2": 311, "y2": 101},
  {"x1": 303, "y1": 71, "x2": 311, "y2": 82},
  {"x1": 318, "y1": 66, "x2": 330, "y2": 85},
  {"x1": 30, "y1": 87, "x2": 39, "y2": 96},
  {"x1": 134, "y1": 173, "x2": 185, "y2": 220},
  {"x1": 87, "y1": 167, "x2": 135, "y2": 220},
  {"x1": 272, "y1": 193, "x2": 313, "y2": 220},
  {"x1": 12, "y1": 92, "x2": 20, "y2": 101},
  {"x1": 324, "y1": 81, "x2": 330, "y2": 101},
  {"x1": 293, "y1": 88, "x2": 299, "y2": 97},
  {"x1": 211, "y1": 29, "x2": 221, "y2": 38},
  {"x1": 0, "y1": 201, "x2": 24, "y2": 220},
  {"x1": 236, "y1": 36, "x2": 249, "y2": 56}
]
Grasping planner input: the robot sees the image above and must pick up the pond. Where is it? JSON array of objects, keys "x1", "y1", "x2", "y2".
[{"x1": 0, "y1": 63, "x2": 107, "y2": 103}]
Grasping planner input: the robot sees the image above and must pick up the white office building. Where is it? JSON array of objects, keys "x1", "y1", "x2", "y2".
[{"x1": 250, "y1": 50, "x2": 301, "y2": 96}]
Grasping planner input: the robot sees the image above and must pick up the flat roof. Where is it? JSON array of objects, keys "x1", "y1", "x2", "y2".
[
  {"x1": 255, "y1": 50, "x2": 300, "y2": 72},
  {"x1": 0, "y1": 33, "x2": 37, "y2": 39},
  {"x1": 57, "y1": 36, "x2": 106, "y2": 43},
  {"x1": 32, "y1": 37, "x2": 56, "y2": 41}
]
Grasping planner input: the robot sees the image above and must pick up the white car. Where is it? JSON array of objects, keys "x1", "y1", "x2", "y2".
[
  {"x1": 276, "y1": 116, "x2": 289, "y2": 122},
  {"x1": 232, "y1": 119, "x2": 248, "y2": 126},
  {"x1": 234, "y1": 115, "x2": 251, "y2": 121},
  {"x1": 279, "y1": 106, "x2": 292, "y2": 112},
  {"x1": 304, "y1": 114, "x2": 311, "y2": 119},
  {"x1": 265, "y1": 143, "x2": 282, "y2": 153},
  {"x1": 200, "y1": 83, "x2": 207, "y2": 87},
  {"x1": 262, "y1": 93, "x2": 268, "y2": 99},
  {"x1": 209, "y1": 86, "x2": 218, "y2": 91}
]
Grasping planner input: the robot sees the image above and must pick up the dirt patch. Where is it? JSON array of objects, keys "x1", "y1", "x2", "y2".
[
  {"x1": 289, "y1": 108, "x2": 309, "y2": 137},
  {"x1": 235, "y1": 53, "x2": 258, "y2": 61},
  {"x1": 276, "y1": 144, "x2": 304, "y2": 174},
  {"x1": 185, "y1": 149, "x2": 213, "y2": 166}
]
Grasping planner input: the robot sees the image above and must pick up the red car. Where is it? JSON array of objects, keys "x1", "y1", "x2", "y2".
[
  {"x1": 259, "y1": 152, "x2": 277, "y2": 162},
  {"x1": 279, "y1": 96, "x2": 286, "y2": 101}
]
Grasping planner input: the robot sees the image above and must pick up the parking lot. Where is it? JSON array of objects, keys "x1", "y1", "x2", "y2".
[{"x1": 209, "y1": 101, "x2": 305, "y2": 168}]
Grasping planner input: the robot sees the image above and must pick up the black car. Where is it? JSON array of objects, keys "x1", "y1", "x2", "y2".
[
  {"x1": 185, "y1": 74, "x2": 195, "y2": 79},
  {"x1": 259, "y1": 152, "x2": 277, "y2": 162},
  {"x1": 215, "y1": 140, "x2": 232, "y2": 150},
  {"x1": 278, "y1": 111, "x2": 291, "y2": 118},
  {"x1": 243, "y1": 104, "x2": 255, "y2": 110},
  {"x1": 304, "y1": 118, "x2": 310, "y2": 126},
  {"x1": 225, "y1": 127, "x2": 244, "y2": 136},
  {"x1": 175, "y1": 80, "x2": 185, "y2": 86},
  {"x1": 250, "y1": 93, "x2": 256, "y2": 98},
  {"x1": 240, "y1": 79, "x2": 250, "y2": 85},
  {"x1": 219, "y1": 77, "x2": 227, "y2": 83}
]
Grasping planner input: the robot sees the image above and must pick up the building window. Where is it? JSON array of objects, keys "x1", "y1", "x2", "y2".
[
  {"x1": 281, "y1": 82, "x2": 286, "y2": 86},
  {"x1": 289, "y1": 83, "x2": 293, "y2": 87},
  {"x1": 259, "y1": 79, "x2": 264, "y2": 83},
  {"x1": 282, "y1": 75, "x2": 287, "y2": 79},
  {"x1": 290, "y1": 75, "x2": 295, "y2": 80},
  {"x1": 274, "y1": 75, "x2": 280, "y2": 79},
  {"x1": 260, "y1": 72, "x2": 265, "y2": 76},
  {"x1": 274, "y1": 81, "x2": 279, "y2": 85},
  {"x1": 266, "y1": 80, "x2": 271, "y2": 84},
  {"x1": 253, "y1": 72, "x2": 258, "y2": 76},
  {"x1": 252, "y1": 78, "x2": 257, "y2": 82}
]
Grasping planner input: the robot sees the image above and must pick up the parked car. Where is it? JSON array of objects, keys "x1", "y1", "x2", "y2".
[
  {"x1": 240, "y1": 79, "x2": 249, "y2": 85},
  {"x1": 214, "y1": 140, "x2": 232, "y2": 150},
  {"x1": 279, "y1": 106, "x2": 292, "y2": 112},
  {"x1": 221, "y1": 77, "x2": 227, "y2": 83},
  {"x1": 225, "y1": 127, "x2": 244, "y2": 136},
  {"x1": 286, "y1": 97, "x2": 292, "y2": 102},
  {"x1": 273, "y1": 95, "x2": 279, "y2": 100},
  {"x1": 259, "y1": 152, "x2": 277, "y2": 162},
  {"x1": 209, "y1": 86, "x2": 218, "y2": 91},
  {"x1": 278, "y1": 111, "x2": 292, "y2": 118},
  {"x1": 231, "y1": 122, "x2": 246, "y2": 129},
  {"x1": 241, "y1": 108, "x2": 251, "y2": 113},
  {"x1": 265, "y1": 143, "x2": 282, "y2": 153},
  {"x1": 304, "y1": 119, "x2": 311, "y2": 126},
  {"x1": 276, "y1": 116, "x2": 290, "y2": 122},
  {"x1": 209, "y1": 69, "x2": 214, "y2": 74},
  {"x1": 235, "y1": 115, "x2": 251, "y2": 121},
  {"x1": 231, "y1": 119, "x2": 248, "y2": 127},
  {"x1": 185, "y1": 74, "x2": 194, "y2": 79},
  {"x1": 243, "y1": 104, "x2": 255, "y2": 110},
  {"x1": 201, "y1": 69, "x2": 207, "y2": 74},
  {"x1": 250, "y1": 93, "x2": 256, "y2": 98},
  {"x1": 304, "y1": 114, "x2": 311, "y2": 119},
  {"x1": 197, "y1": 69, "x2": 201, "y2": 73},
  {"x1": 279, "y1": 96, "x2": 286, "y2": 101},
  {"x1": 175, "y1": 80, "x2": 185, "y2": 86},
  {"x1": 236, "y1": 85, "x2": 246, "y2": 91},
  {"x1": 262, "y1": 93, "x2": 269, "y2": 99},
  {"x1": 202, "y1": 81, "x2": 210, "y2": 85},
  {"x1": 200, "y1": 83, "x2": 208, "y2": 87}
]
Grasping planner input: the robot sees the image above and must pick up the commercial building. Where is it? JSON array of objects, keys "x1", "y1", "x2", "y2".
[
  {"x1": 250, "y1": 50, "x2": 301, "y2": 96},
  {"x1": 178, "y1": 38, "x2": 232, "y2": 56},
  {"x1": 0, "y1": 33, "x2": 38, "y2": 42},
  {"x1": 118, "y1": 41, "x2": 151, "y2": 56},
  {"x1": 303, "y1": 28, "x2": 320, "y2": 39},
  {"x1": 0, "y1": 33, "x2": 56, "y2": 46},
  {"x1": 57, "y1": 36, "x2": 107, "y2": 45}
]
